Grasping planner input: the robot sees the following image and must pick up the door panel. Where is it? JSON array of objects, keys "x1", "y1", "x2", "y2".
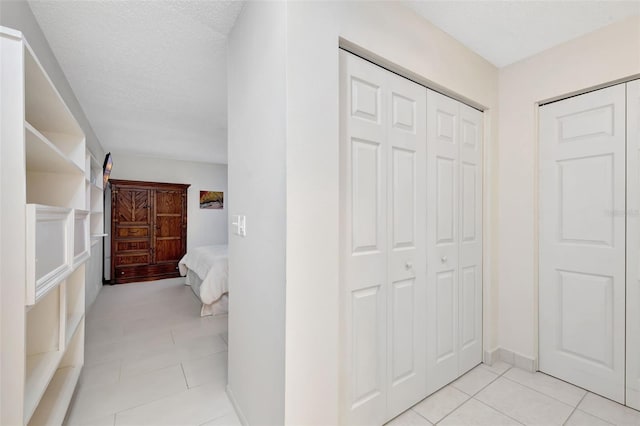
[
  {"x1": 340, "y1": 50, "x2": 388, "y2": 426},
  {"x1": 154, "y1": 190, "x2": 185, "y2": 265},
  {"x1": 539, "y1": 84, "x2": 626, "y2": 403},
  {"x1": 458, "y1": 104, "x2": 483, "y2": 373},
  {"x1": 386, "y1": 67, "x2": 427, "y2": 420},
  {"x1": 340, "y1": 50, "x2": 427, "y2": 424},
  {"x1": 427, "y1": 91, "x2": 482, "y2": 392},
  {"x1": 627, "y1": 79, "x2": 640, "y2": 410}
]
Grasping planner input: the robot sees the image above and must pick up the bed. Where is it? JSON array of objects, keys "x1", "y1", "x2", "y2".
[{"x1": 178, "y1": 245, "x2": 228, "y2": 316}]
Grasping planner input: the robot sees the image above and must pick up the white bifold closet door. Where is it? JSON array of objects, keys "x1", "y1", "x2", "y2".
[
  {"x1": 627, "y1": 79, "x2": 640, "y2": 411},
  {"x1": 426, "y1": 90, "x2": 483, "y2": 394},
  {"x1": 539, "y1": 84, "x2": 627, "y2": 403},
  {"x1": 339, "y1": 50, "x2": 427, "y2": 425}
]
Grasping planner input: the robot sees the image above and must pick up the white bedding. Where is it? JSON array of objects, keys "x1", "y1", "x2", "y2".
[{"x1": 178, "y1": 245, "x2": 228, "y2": 315}]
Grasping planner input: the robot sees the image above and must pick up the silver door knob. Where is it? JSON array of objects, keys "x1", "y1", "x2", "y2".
[
  {"x1": 441, "y1": 256, "x2": 447, "y2": 263},
  {"x1": 405, "y1": 262, "x2": 413, "y2": 270}
]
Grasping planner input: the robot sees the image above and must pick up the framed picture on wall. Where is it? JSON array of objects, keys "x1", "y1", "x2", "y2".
[{"x1": 200, "y1": 191, "x2": 223, "y2": 209}]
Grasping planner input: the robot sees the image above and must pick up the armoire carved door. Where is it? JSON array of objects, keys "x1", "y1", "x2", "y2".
[{"x1": 110, "y1": 179, "x2": 190, "y2": 284}]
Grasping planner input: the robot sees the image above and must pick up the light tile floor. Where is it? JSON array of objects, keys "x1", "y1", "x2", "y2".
[
  {"x1": 65, "y1": 278, "x2": 238, "y2": 426},
  {"x1": 388, "y1": 362, "x2": 640, "y2": 426},
  {"x1": 68, "y1": 278, "x2": 640, "y2": 426}
]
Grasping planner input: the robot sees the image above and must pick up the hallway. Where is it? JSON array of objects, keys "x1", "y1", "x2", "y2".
[{"x1": 65, "y1": 278, "x2": 237, "y2": 426}]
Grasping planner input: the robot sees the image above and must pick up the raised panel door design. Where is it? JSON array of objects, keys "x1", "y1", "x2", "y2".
[
  {"x1": 539, "y1": 84, "x2": 626, "y2": 403},
  {"x1": 558, "y1": 155, "x2": 614, "y2": 246},
  {"x1": 626, "y1": 79, "x2": 640, "y2": 410},
  {"x1": 392, "y1": 148, "x2": 415, "y2": 249},
  {"x1": 558, "y1": 271, "x2": 614, "y2": 367},
  {"x1": 386, "y1": 73, "x2": 427, "y2": 420},
  {"x1": 427, "y1": 91, "x2": 483, "y2": 392},
  {"x1": 436, "y1": 270, "x2": 456, "y2": 362},
  {"x1": 458, "y1": 103, "x2": 483, "y2": 373},
  {"x1": 392, "y1": 93, "x2": 416, "y2": 133},
  {"x1": 352, "y1": 77, "x2": 380, "y2": 123},
  {"x1": 340, "y1": 50, "x2": 427, "y2": 424},
  {"x1": 352, "y1": 139, "x2": 381, "y2": 254},
  {"x1": 352, "y1": 286, "x2": 384, "y2": 407},
  {"x1": 436, "y1": 158, "x2": 455, "y2": 245},
  {"x1": 461, "y1": 266, "x2": 477, "y2": 350},
  {"x1": 461, "y1": 163, "x2": 476, "y2": 242},
  {"x1": 559, "y1": 105, "x2": 614, "y2": 141},
  {"x1": 340, "y1": 50, "x2": 388, "y2": 426},
  {"x1": 390, "y1": 279, "x2": 415, "y2": 384}
]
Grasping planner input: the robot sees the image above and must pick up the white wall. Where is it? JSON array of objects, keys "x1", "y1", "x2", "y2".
[
  {"x1": 109, "y1": 153, "x2": 228, "y2": 250},
  {"x1": 226, "y1": 2, "x2": 287, "y2": 424},
  {"x1": 498, "y1": 16, "x2": 640, "y2": 361},
  {"x1": 284, "y1": 2, "x2": 499, "y2": 424}
]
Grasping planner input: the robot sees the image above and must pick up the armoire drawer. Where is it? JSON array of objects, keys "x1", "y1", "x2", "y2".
[{"x1": 114, "y1": 263, "x2": 179, "y2": 283}]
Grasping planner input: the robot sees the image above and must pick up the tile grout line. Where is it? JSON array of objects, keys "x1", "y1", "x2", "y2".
[
  {"x1": 180, "y1": 362, "x2": 190, "y2": 389},
  {"x1": 409, "y1": 364, "x2": 511, "y2": 425},
  {"x1": 500, "y1": 374, "x2": 582, "y2": 409},
  {"x1": 562, "y1": 392, "x2": 588, "y2": 426},
  {"x1": 436, "y1": 364, "x2": 507, "y2": 425},
  {"x1": 472, "y1": 398, "x2": 526, "y2": 425}
]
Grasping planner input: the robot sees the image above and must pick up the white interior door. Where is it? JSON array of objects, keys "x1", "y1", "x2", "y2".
[
  {"x1": 385, "y1": 65, "x2": 427, "y2": 420},
  {"x1": 458, "y1": 103, "x2": 483, "y2": 374},
  {"x1": 340, "y1": 50, "x2": 388, "y2": 426},
  {"x1": 539, "y1": 84, "x2": 626, "y2": 403},
  {"x1": 339, "y1": 50, "x2": 427, "y2": 425},
  {"x1": 627, "y1": 79, "x2": 640, "y2": 411},
  {"x1": 426, "y1": 90, "x2": 482, "y2": 393}
]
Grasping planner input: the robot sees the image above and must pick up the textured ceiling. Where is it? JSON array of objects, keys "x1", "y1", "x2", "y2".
[
  {"x1": 29, "y1": 0, "x2": 244, "y2": 164},
  {"x1": 28, "y1": 1, "x2": 640, "y2": 165},
  {"x1": 406, "y1": 1, "x2": 640, "y2": 67}
]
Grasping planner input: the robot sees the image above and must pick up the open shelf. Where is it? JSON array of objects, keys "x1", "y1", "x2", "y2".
[
  {"x1": 65, "y1": 267, "x2": 84, "y2": 346},
  {"x1": 28, "y1": 366, "x2": 81, "y2": 426},
  {"x1": 25, "y1": 287, "x2": 63, "y2": 424},
  {"x1": 24, "y1": 44, "x2": 84, "y2": 171},
  {"x1": 25, "y1": 122, "x2": 84, "y2": 176}
]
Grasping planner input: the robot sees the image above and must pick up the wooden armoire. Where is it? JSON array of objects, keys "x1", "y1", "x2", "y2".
[{"x1": 110, "y1": 179, "x2": 190, "y2": 284}]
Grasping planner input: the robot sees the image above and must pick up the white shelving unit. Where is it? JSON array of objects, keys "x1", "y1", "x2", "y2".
[
  {"x1": 86, "y1": 152, "x2": 106, "y2": 245},
  {"x1": 0, "y1": 27, "x2": 90, "y2": 425}
]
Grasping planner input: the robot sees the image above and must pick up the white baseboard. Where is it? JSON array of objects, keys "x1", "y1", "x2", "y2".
[
  {"x1": 483, "y1": 348, "x2": 500, "y2": 365},
  {"x1": 497, "y1": 348, "x2": 537, "y2": 372},
  {"x1": 226, "y1": 384, "x2": 248, "y2": 426}
]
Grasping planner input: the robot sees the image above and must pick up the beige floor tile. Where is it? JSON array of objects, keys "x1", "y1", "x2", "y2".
[
  {"x1": 452, "y1": 365, "x2": 499, "y2": 395},
  {"x1": 385, "y1": 409, "x2": 432, "y2": 425},
  {"x1": 578, "y1": 393, "x2": 640, "y2": 425},
  {"x1": 66, "y1": 364, "x2": 187, "y2": 424},
  {"x1": 475, "y1": 377, "x2": 573, "y2": 425},
  {"x1": 503, "y1": 368, "x2": 587, "y2": 407},
  {"x1": 412, "y1": 386, "x2": 469, "y2": 423},
  {"x1": 171, "y1": 316, "x2": 229, "y2": 344},
  {"x1": 439, "y1": 398, "x2": 521, "y2": 425},
  {"x1": 182, "y1": 351, "x2": 228, "y2": 388},
  {"x1": 565, "y1": 409, "x2": 614, "y2": 426},
  {"x1": 480, "y1": 361, "x2": 511, "y2": 376},
  {"x1": 80, "y1": 359, "x2": 121, "y2": 389},
  {"x1": 66, "y1": 412, "x2": 115, "y2": 426},
  {"x1": 115, "y1": 381, "x2": 232, "y2": 426},
  {"x1": 200, "y1": 412, "x2": 242, "y2": 426}
]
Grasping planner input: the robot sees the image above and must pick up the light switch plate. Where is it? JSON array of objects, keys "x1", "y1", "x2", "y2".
[{"x1": 232, "y1": 215, "x2": 246, "y2": 237}]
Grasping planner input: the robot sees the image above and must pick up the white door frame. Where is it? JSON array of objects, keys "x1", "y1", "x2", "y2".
[{"x1": 338, "y1": 39, "x2": 495, "y2": 366}]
